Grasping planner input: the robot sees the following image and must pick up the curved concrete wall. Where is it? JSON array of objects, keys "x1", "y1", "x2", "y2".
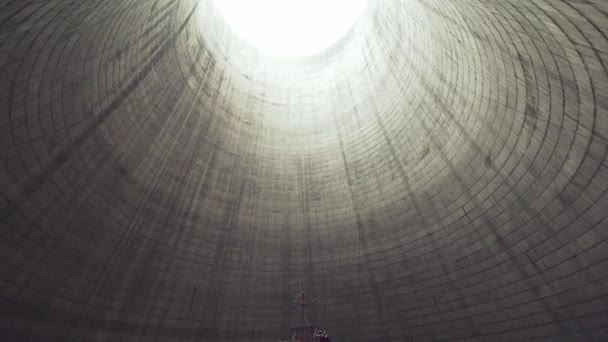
[{"x1": 1, "y1": 0, "x2": 607, "y2": 340}]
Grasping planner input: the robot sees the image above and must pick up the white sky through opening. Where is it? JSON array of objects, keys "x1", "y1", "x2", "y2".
[{"x1": 213, "y1": 0, "x2": 367, "y2": 57}]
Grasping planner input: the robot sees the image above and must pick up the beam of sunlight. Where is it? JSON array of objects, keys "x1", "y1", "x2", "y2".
[{"x1": 214, "y1": 0, "x2": 367, "y2": 57}]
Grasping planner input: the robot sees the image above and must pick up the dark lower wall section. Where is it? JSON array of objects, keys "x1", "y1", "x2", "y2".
[{"x1": 1, "y1": 0, "x2": 608, "y2": 341}]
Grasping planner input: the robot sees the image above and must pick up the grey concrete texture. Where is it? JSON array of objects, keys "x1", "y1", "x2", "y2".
[{"x1": 1, "y1": 0, "x2": 607, "y2": 341}]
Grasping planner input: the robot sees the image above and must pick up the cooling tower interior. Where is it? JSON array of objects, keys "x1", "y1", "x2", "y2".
[{"x1": 1, "y1": 0, "x2": 608, "y2": 341}]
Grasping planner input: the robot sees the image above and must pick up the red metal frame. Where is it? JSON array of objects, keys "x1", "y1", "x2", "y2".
[{"x1": 290, "y1": 290, "x2": 316, "y2": 342}]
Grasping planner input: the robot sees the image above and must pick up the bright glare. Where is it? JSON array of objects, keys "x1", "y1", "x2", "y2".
[{"x1": 214, "y1": 0, "x2": 367, "y2": 57}]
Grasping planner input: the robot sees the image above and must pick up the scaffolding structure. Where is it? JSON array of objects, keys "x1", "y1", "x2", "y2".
[{"x1": 289, "y1": 290, "x2": 318, "y2": 342}]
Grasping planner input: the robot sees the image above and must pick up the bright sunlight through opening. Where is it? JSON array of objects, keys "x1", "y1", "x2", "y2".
[{"x1": 213, "y1": 0, "x2": 367, "y2": 57}]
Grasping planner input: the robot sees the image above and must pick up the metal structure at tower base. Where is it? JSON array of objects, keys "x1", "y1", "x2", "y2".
[{"x1": 289, "y1": 291, "x2": 317, "y2": 342}]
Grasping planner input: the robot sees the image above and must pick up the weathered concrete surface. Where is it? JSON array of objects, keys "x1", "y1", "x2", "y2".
[{"x1": 1, "y1": 0, "x2": 607, "y2": 341}]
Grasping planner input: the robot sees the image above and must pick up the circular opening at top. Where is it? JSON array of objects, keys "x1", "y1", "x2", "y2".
[{"x1": 213, "y1": 0, "x2": 367, "y2": 57}]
